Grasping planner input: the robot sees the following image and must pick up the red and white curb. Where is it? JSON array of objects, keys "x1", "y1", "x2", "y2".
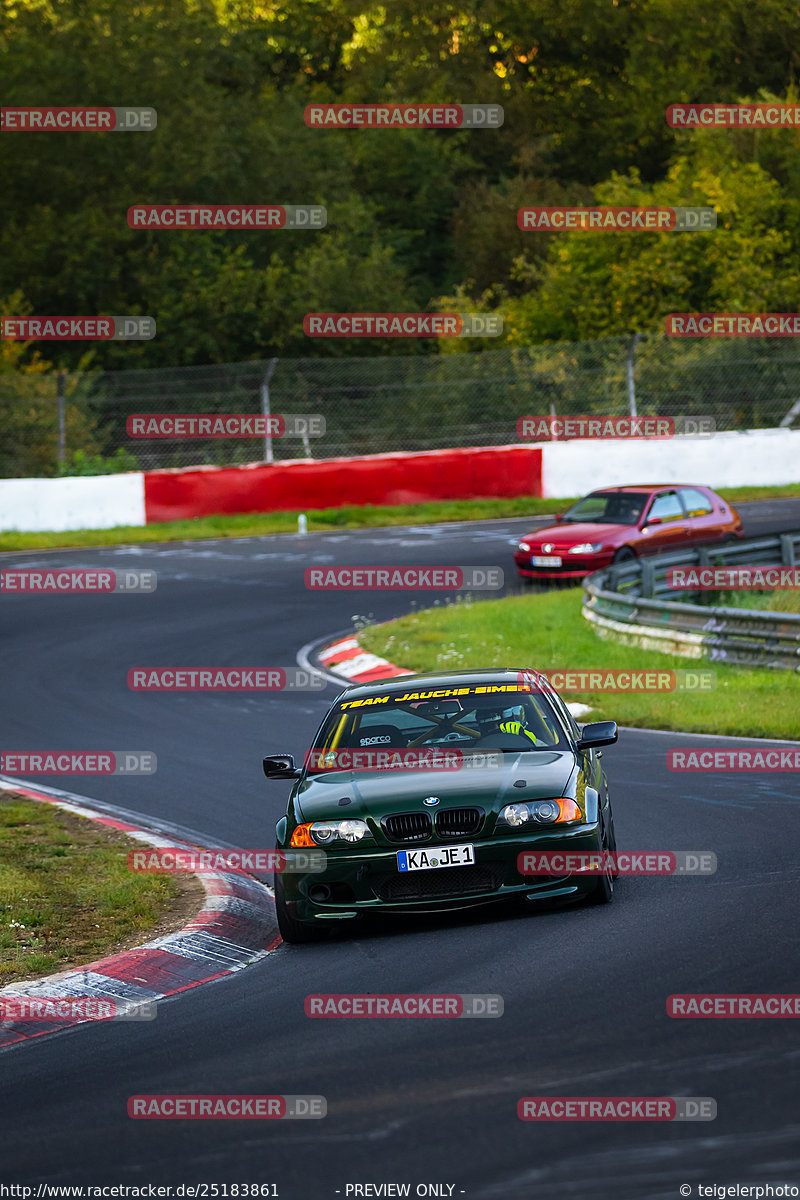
[
  {"x1": 315, "y1": 636, "x2": 593, "y2": 717},
  {"x1": 0, "y1": 779, "x2": 279, "y2": 1050},
  {"x1": 316, "y1": 636, "x2": 414, "y2": 683}
]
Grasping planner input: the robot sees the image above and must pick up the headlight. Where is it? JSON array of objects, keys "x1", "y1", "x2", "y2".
[
  {"x1": 567, "y1": 543, "x2": 604, "y2": 554},
  {"x1": 497, "y1": 799, "x2": 582, "y2": 827},
  {"x1": 337, "y1": 819, "x2": 371, "y2": 843},
  {"x1": 518, "y1": 541, "x2": 531, "y2": 552},
  {"x1": 291, "y1": 819, "x2": 371, "y2": 847}
]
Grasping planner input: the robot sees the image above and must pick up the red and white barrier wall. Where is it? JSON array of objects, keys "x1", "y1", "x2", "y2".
[
  {"x1": 0, "y1": 472, "x2": 146, "y2": 533},
  {"x1": 142, "y1": 444, "x2": 543, "y2": 523},
  {"x1": 542, "y1": 427, "x2": 800, "y2": 496},
  {"x1": 1, "y1": 430, "x2": 798, "y2": 532}
]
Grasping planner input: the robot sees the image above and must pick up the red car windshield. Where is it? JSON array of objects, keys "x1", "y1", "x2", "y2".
[{"x1": 562, "y1": 491, "x2": 650, "y2": 526}]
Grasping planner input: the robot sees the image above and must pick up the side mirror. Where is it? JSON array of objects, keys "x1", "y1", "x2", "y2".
[
  {"x1": 554, "y1": 512, "x2": 564, "y2": 521},
  {"x1": 644, "y1": 516, "x2": 663, "y2": 527},
  {"x1": 263, "y1": 754, "x2": 302, "y2": 779},
  {"x1": 576, "y1": 721, "x2": 618, "y2": 751}
]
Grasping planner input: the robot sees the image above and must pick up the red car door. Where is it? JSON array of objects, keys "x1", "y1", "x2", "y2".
[
  {"x1": 676, "y1": 486, "x2": 727, "y2": 546},
  {"x1": 637, "y1": 489, "x2": 689, "y2": 555}
]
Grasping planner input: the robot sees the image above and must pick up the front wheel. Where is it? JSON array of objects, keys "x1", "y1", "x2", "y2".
[
  {"x1": 586, "y1": 820, "x2": 615, "y2": 906},
  {"x1": 273, "y1": 873, "x2": 327, "y2": 943},
  {"x1": 612, "y1": 546, "x2": 637, "y2": 564}
]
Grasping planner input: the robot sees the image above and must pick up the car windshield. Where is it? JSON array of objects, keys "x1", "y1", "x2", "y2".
[
  {"x1": 562, "y1": 490, "x2": 649, "y2": 526},
  {"x1": 307, "y1": 685, "x2": 571, "y2": 771}
]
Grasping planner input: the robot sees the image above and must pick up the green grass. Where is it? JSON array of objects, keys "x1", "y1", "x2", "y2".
[
  {"x1": 711, "y1": 589, "x2": 800, "y2": 614},
  {"x1": 0, "y1": 795, "x2": 187, "y2": 985},
  {"x1": 358, "y1": 589, "x2": 799, "y2": 740},
  {"x1": 0, "y1": 496, "x2": 567, "y2": 552},
  {"x1": 1, "y1": 481, "x2": 798, "y2": 552}
]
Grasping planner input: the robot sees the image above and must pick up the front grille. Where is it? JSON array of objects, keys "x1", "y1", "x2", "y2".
[
  {"x1": 435, "y1": 807, "x2": 483, "y2": 837},
  {"x1": 375, "y1": 864, "x2": 503, "y2": 902},
  {"x1": 382, "y1": 812, "x2": 432, "y2": 843}
]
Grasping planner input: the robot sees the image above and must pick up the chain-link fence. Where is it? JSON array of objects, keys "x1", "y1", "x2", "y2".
[{"x1": 3, "y1": 333, "x2": 800, "y2": 476}]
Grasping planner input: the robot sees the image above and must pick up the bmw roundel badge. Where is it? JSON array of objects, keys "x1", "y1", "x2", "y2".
[{"x1": 423, "y1": 796, "x2": 440, "y2": 806}]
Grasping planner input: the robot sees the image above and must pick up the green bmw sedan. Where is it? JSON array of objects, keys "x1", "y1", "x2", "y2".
[{"x1": 264, "y1": 669, "x2": 618, "y2": 943}]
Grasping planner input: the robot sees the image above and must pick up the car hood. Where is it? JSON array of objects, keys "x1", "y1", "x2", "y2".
[
  {"x1": 294, "y1": 750, "x2": 577, "y2": 822},
  {"x1": 520, "y1": 521, "x2": 633, "y2": 547}
]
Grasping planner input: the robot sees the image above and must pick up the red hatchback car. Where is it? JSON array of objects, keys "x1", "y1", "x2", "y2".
[{"x1": 514, "y1": 484, "x2": 743, "y2": 582}]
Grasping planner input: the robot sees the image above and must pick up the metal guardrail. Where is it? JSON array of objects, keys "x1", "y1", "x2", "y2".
[{"x1": 582, "y1": 531, "x2": 800, "y2": 670}]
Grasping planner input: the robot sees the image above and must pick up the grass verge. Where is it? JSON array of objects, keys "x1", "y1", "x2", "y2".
[
  {"x1": 0, "y1": 794, "x2": 202, "y2": 985},
  {"x1": 0, "y1": 482, "x2": 798, "y2": 552},
  {"x1": 358, "y1": 589, "x2": 798, "y2": 740},
  {"x1": 0, "y1": 496, "x2": 569, "y2": 552},
  {"x1": 711, "y1": 589, "x2": 800, "y2": 613}
]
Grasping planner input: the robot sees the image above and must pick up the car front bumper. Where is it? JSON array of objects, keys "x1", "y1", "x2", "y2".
[
  {"x1": 513, "y1": 551, "x2": 615, "y2": 580},
  {"x1": 277, "y1": 822, "x2": 605, "y2": 923}
]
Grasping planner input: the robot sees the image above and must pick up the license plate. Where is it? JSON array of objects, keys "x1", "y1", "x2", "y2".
[
  {"x1": 533, "y1": 555, "x2": 562, "y2": 567},
  {"x1": 397, "y1": 844, "x2": 475, "y2": 872}
]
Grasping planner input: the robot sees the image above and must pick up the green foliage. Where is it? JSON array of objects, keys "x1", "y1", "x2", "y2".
[
  {"x1": 56, "y1": 447, "x2": 139, "y2": 476},
  {"x1": 1, "y1": 0, "x2": 800, "y2": 373}
]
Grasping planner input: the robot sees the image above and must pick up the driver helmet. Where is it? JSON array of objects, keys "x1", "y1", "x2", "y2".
[{"x1": 477, "y1": 704, "x2": 527, "y2": 732}]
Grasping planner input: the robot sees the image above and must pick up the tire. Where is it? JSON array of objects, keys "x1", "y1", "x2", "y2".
[
  {"x1": 586, "y1": 818, "x2": 615, "y2": 905},
  {"x1": 605, "y1": 807, "x2": 619, "y2": 878},
  {"x1": 612, "y1": 546, "x2": 637, "y2": 564},
  {"x1": 273, "y1": 873, "x2": 327, "y2": 944}
]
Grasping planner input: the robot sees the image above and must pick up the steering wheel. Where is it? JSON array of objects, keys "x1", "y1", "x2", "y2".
[{"x1": 472, "y1": 732, "x2": 535, "y2": 750}]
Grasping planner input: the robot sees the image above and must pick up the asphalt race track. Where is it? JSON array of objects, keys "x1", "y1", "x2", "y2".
[{"x1": 1, "y1": 501, "x2": 799, "y2": 1199}]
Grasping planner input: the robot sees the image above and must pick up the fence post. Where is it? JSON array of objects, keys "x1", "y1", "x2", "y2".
[
  {"x1": 57, "y1": 369, "x2": 66, "y2": 467},
  {"x1": 626, "y1": 331, "x2": 642, "y2": 417},
  {"x1": 261, "y1": 358, "x2": 278, "y2": 464}
]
